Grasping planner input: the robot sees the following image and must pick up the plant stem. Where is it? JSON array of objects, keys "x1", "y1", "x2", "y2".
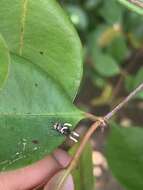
[
  {"x1": 128, "y1": 0, "x2": 143, "y2": 8},
  {"x1": 56, "y1": 121, "x2": 101, "y2": 190},
  {"x1": 57, "y1": 82, "x2": 143, "y2": 190},
  {"x1": 118, "y1": 0, "x2": 143, "y2": 15},
  {"x1": 104, "y1": 82, "x2": 143, "y2": 120}
]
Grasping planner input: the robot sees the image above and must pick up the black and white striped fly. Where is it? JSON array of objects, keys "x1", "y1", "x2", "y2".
[{"x1": 53, "y1": 122, "x2": 79, "y2": 143}]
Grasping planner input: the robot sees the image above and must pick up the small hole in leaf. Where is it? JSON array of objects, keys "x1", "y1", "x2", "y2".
[
  {"x1": 32, "y1": 140, "x2": 39, "y2": 144},
  {"x1": 40, "y1": 51, "x2": 44, "y2": 55}
]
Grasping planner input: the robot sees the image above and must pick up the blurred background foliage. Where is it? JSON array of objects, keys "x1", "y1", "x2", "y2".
[
  {"x1": 60, "y1": 0, "x2": 143, "y2": 107},
  {"x1": 59, "y1": 0, "x2": 143, "y2": 190}
]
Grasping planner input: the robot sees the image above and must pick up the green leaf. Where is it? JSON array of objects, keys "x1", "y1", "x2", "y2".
[
  {"x1": 84, "y1": 0, "x2": 101, "y2": 10},
  {"x1": 125, "y1": 75, "x2": 135, "y2": 92},
  {"x1": 0, "y1": 1, "x2": 84, "y2": 170},
  {"x1": 88, "y1": 26, "x2": 121, "y2": 76},
  {"x1": 118, "y1": 0, "x2": 143, "y2": 15},
  {"x1": 70, "y1": 143, "x2": 94, "y2": 190},
  {"x1": 65, "y1": 5, "x2": 89, "y2": 30},
  {"x1": 0, "y1": 34, "x2": 10, "y2": 89},
  {"x1": 125, "y1": 68, "x2": 143, "y2": 99},
  {"x1": 100, "y1": 0, "x2": 124, "y2": 24},
  {"x1": 106, "y1": 123, "x2": 143, "y2": 190},
  {"x1": 92, "y1": 74, "x2": 107, "y2": 89},
  {"x1": 94, "y1": 51, "x2": 120, "y2": 77},
  {"x1": 123, "y1": 12, "x2": 143, "y2": 48},
  {"x1": 0, "y1": 54, "x2": 84, "y2": 171},
  {"x1": 133, "y1": 67, "x2": 143, "y2": 98},
  {"x1": 106, "y1": 35, "x2": 129, "y2": 63},
  {"x1": 0, "y1": 0, "x2": 83, "y2": 100}
]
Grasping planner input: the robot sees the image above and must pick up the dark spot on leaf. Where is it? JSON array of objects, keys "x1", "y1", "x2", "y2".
[
  {"x1": 32, "y1": 140, "x2": 39, "y2": 144},
  {"x1": 35, "y1": 83, "x2": 38, "y2": 87},
  {"x1": 40, "y1": 51, "x2": 44, "y2": 55}
]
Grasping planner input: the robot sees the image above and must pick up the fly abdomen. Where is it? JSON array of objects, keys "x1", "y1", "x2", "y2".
[{"x1": 53, "y1": 122, "x2": 79, "y2": 143}]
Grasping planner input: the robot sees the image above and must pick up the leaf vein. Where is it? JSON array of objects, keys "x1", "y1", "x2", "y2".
[{"x1": 19, "y1": 0, "x2": 28, "y2": 55}]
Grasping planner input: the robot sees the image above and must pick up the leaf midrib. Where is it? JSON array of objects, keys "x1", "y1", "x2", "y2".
[
  {"x1": 19, "y1": 0, "x2": 28, "y2": 55},
  {"x1": 17, "y1": 0, "x2": 68, "y2": 96},
  {"x1": 15, "y1": 0, "x2": 80, "y2": 100}
]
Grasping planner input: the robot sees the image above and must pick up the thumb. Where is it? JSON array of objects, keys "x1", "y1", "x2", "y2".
[{"x1": 0, "y1": 149, "x2": 71, "y2": 190}]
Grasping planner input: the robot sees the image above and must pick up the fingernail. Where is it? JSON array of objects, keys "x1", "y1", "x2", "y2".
[
  {"x1": 52, "y1": 149, "x2": 71, "y2": 168},
  {"x1": 44, "y1": 170, "x2": 74, "y2": 190}
]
